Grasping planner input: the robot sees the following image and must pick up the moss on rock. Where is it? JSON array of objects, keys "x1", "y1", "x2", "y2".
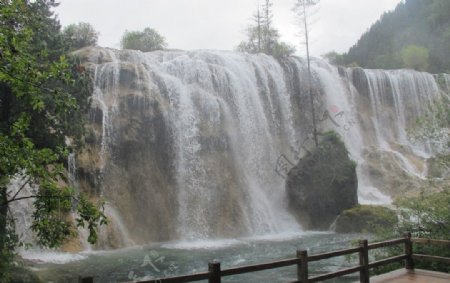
[{"x1": 334, "y1": 205, "x2": 398, "y2": 233}]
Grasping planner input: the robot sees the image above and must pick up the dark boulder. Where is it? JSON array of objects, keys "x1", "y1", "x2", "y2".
[{"x1": 286, "y1": 132, "x2": 358, "y2": 230}]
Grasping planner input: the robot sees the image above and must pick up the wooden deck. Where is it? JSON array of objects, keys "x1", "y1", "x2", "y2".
[{"x1": 368, "y1": 269, "x2": 450, "y2": 283}]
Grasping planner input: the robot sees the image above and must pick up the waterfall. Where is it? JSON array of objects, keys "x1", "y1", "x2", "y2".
[
  {"x1": 70, "y1": 47, "x2": 449, "y2": 247},
  {"x1": 8, "y1": 176, "x2": 36, "y2": 245}
]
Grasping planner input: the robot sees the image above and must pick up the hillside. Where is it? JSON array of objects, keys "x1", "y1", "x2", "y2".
[{"x1": 341, "y1": 0, "x2": 450, "y2": 73}]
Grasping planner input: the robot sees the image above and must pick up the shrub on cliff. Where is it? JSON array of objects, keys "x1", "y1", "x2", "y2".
[
  {"x1": 334, "y1": 205, "x2": 398, "y2": 233},
  {"x1": 120, "y1": 27, "x2": 167, "y2": 52},
  {"x1": 63, "y1": 22, "x2": 99, "y2": 50}
]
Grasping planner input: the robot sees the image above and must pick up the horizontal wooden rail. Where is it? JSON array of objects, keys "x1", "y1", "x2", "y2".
[
  {"x1": 220, "y1": 258, "x2": 300, "y2": 276},
  {"x1": 368, "y1": 238, "x2": 405, "y2": 250},
  {"x1": 308, "y1": 247, "x2": 361, "y2": 262},
  {"x1": 308, "y1": 266, "x2": 363, "y2": 283},
  {"x1": 412, "y1": 238, "x2": 450, "y2": 246},
  {"x1": 413, "y1": 254, "x2": 450, "y2": 264},
  {"x1": 368, "y1": 255, "x2": 407, "y2": 269},
  {"x1": 100, "y1": 234, "x2": 449, "y2": 283}
]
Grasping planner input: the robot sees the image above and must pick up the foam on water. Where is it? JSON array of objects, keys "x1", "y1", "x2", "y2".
[
  {"x1": 161, "y1": 238, "x2": 244, "y2": 250},
  {"x1": 20, "y1": 250, "x2": 87, "y2": 264}
]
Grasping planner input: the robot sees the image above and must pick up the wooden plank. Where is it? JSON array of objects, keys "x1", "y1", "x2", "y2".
[
  {"x1": 308, "y1": 247, "x2": 361, "y2": 262},
  {"x1": 413, "y1": 254, "x2": 450, "y2": 264},
  {"x1": 368, "y1": 255, "x2": 407, "y2": 269},
  {"x1": 368, "y1": 238, "x2": 405, "y2": 250},
  {"x1": 308, "y1": 266, "x2": 362, "y2": 283},
  {"x1": 370, "y1": 269, "x2": 450, "y2": 283},
  {"x1": 412, "y1": 238, "x2": 450, "y2": 246},
  {"x1": 220, "y1": 258, "x2": 300, "y2": 276}
]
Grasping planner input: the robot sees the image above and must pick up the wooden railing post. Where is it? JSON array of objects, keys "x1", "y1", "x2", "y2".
[
  {"x1": 297, "y1": 250, "x2": 308, "y2": 283},
  {"x1": 404, "y1": 232, "x2": 414, "y2": 270},
  {"x1": 359, "y1": 239, "x2": 369, "y2": 283},
  {"x1": 208, "y1": 261, "x2": 221, "y2": 283}
]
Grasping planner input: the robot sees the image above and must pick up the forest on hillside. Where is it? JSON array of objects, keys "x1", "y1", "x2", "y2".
[{"x1": 334, "y1": 0, "x2": 450, "y2": 73}]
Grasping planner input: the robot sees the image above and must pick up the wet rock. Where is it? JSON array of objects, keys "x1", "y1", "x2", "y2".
[{"x1": 286, "y1": 132, "x2": 358, "y2": 230}]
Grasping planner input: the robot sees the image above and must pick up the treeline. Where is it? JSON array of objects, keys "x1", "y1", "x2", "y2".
[{"x1": 329, "y1": 0, "x2": 450, "y2": 73}]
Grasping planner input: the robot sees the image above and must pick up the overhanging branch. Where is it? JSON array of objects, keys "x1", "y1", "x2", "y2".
[{"x1": 6, "y1": 194, "x2": 73, "y2": 204}]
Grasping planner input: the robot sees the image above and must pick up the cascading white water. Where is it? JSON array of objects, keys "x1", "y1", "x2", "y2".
[
  {"x1": 125, "y1": 51, "x2": 303, "y2": 239},
  {"x1": 8, "y1": 176, "x2": 36, "y2": 245},
  {"x1": 71, "y1": 47, "x2": 449, "y2": 247},
  {"x1": 91, "y1": 49, "x2": 121, "y2": 166},
  {"x1": 344, "y1": 68, "x2": 449, "y2": 202}
]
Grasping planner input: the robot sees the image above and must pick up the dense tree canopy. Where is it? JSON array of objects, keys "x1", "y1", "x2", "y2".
[
  {"x1": 62, "y1": 22, "x2": 99, "y2": 50},
  {"x1": 120, "y1": 27, "x2": 167, "y2": 52},
  {"x1": 0, "y1": 0, "x2": 106, "y2": 280},
  {"x1": 340, "y1": 0, "x2": 450, "y2": 73}
]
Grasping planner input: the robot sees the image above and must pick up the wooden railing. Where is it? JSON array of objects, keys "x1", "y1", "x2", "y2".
[
  {"x1": 411, "y1": 237, "x2": 450, "y2": 265},
  {"x1": 78, "y1": 233, "x2": 450, "y2": 283}
]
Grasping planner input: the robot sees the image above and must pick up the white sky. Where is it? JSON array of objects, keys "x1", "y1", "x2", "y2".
[{"x1": 54, "y1": 0, "x2": 402, "y2": 56}]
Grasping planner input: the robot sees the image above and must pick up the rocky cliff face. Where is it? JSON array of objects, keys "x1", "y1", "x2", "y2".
[{"x1": 66, "y1": 47, "x2": 449, "y2": 248}]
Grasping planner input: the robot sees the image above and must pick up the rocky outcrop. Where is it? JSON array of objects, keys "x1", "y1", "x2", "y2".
[
  {"x1": 334, "y1": 205, "x2": 398, "y2": 233},
  {"x1": 286, "y1": 132, "x2": 358, "y2": 230},
  {"x1": 359, "y1": 144, "x2": 447, "y2": 199}
]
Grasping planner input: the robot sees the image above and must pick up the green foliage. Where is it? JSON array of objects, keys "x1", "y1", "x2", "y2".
[
  {"x1": 76, "y1": 195, "x2": 108, "y2": 244},
  {"x1": 401, "y1": 45, "x2": 429, "y2": 71},
  {"x1": 0, "y1": 0, "x2": 106, "y2": 279},
  {"x1": 342, "y1": 0, "x2": 450, "y2": 73},
  {"x1": 321, "y1": 51, "x2": 345, "y2": 66},
  {"x1": 395, "y1": 189, "x2": 450, "y2": 239},
  {"x1": 236, "y1": 0, "x2": 295, "y2": 58},
  {"x1": 62, "y1": 22, "x2": 99, "y2": 50},
  {"x1": 335, "y1": 205, "x2": 398, "y2": 233},
  {"x1": 236, "y1": 26, "x2": 295, "y2": 58},
  {"x1": 396, "y1": 189, "x2": 450, "y2": 272},
  {"x1": 370, "y1": 189, "x2": 450, "y2": 274},
  {"x1": 120, "y1": 27, "x2": 167, "y2": 52},
  {"x1": 272, "y1": 41, "x2": 296, "y2": 58},
  {"x1": 0, "y1": 216, "x2": 18, "y2": 283}
]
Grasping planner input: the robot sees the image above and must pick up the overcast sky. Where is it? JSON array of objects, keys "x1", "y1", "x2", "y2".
[{"x1": 54, "y1": 0, "x2": 402, "y2": 56}]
